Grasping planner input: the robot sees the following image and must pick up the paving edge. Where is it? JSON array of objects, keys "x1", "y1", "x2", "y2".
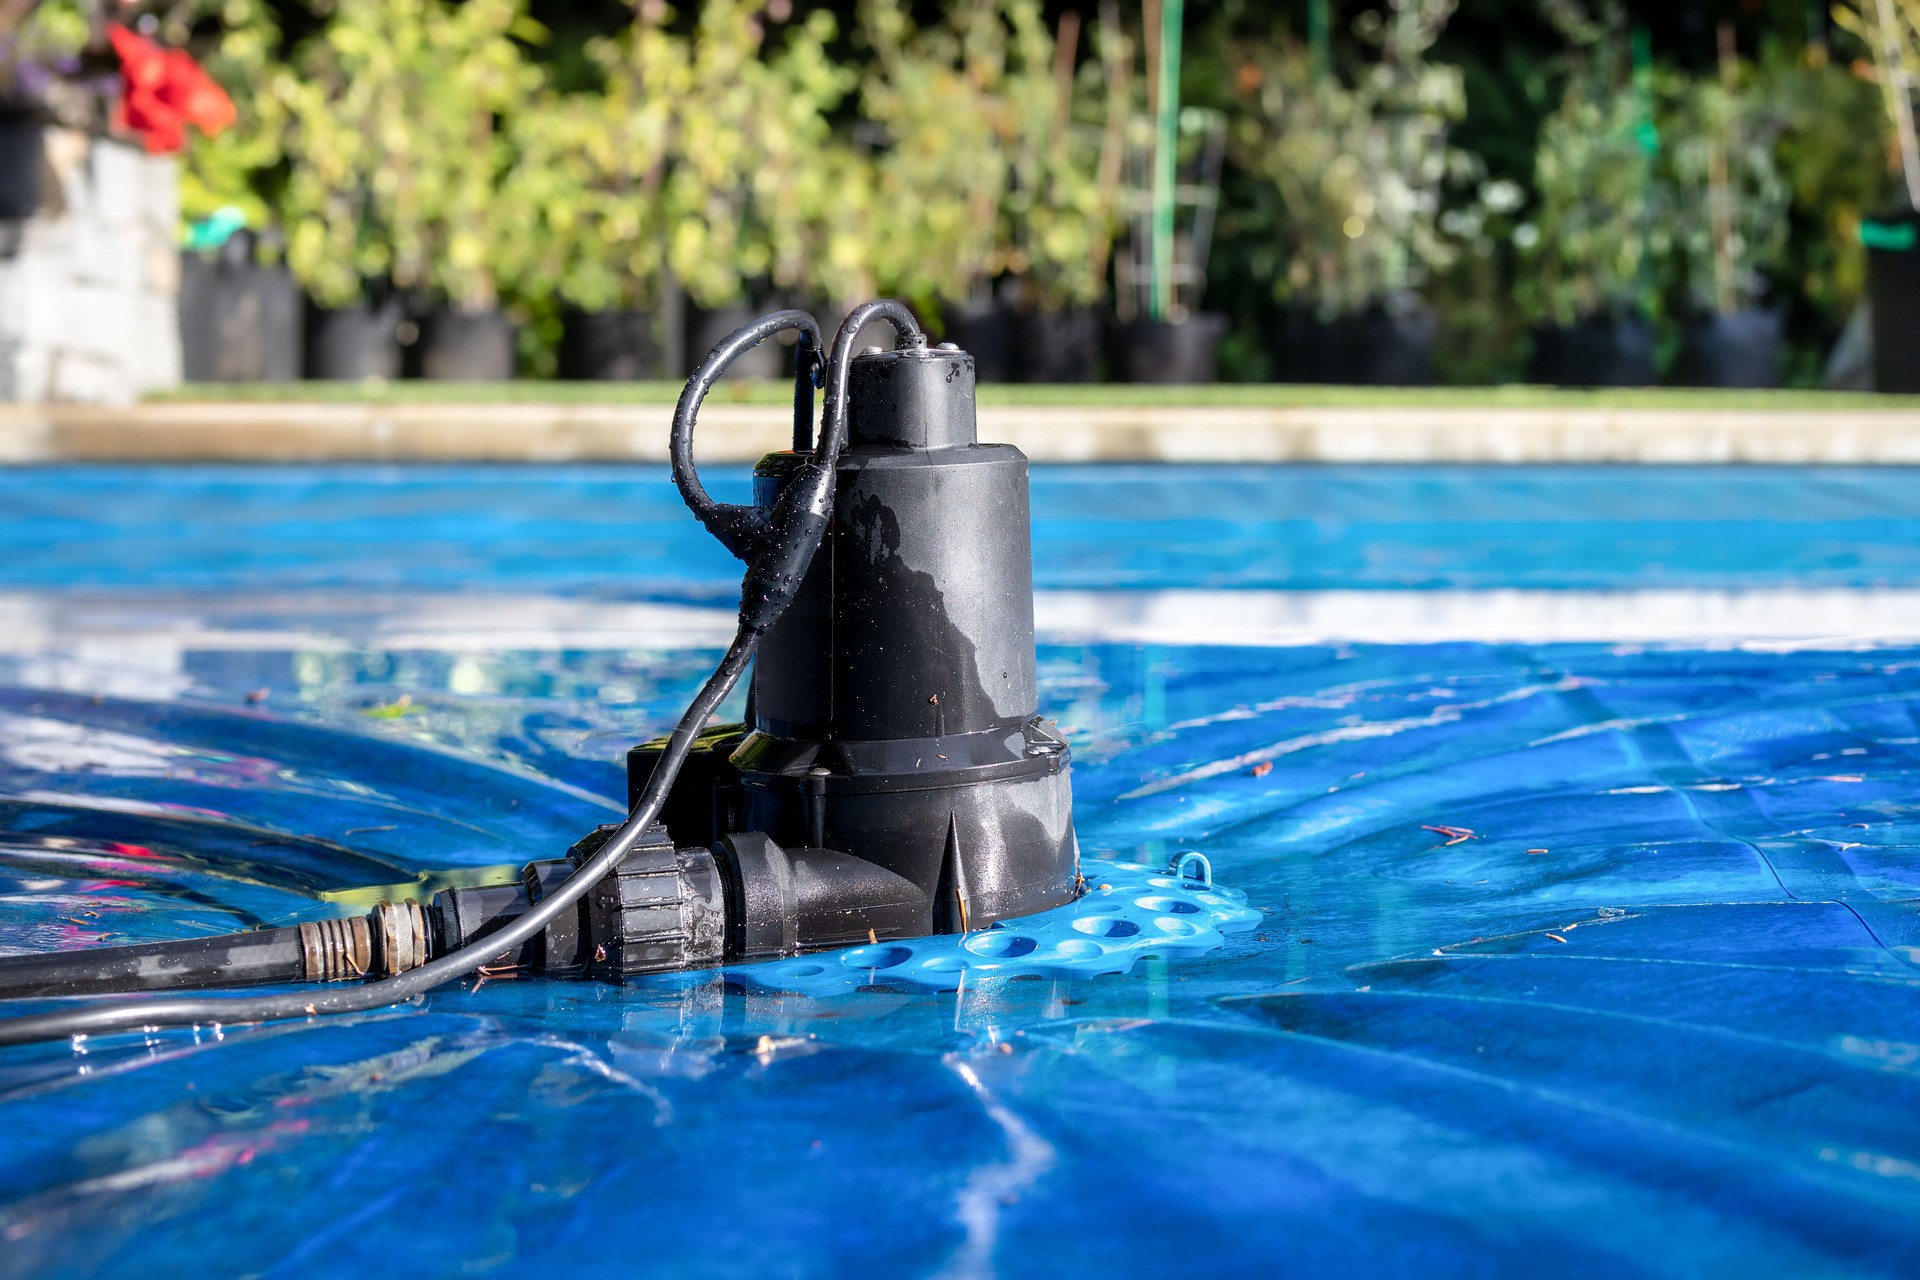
[{"x1": 4, "y1": 401, "x2": 1920, "y2": 464}]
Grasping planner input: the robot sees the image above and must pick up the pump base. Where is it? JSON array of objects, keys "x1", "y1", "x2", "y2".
[{"x1": 629, "y1": 719, "x2": 1080, "y2": 937}]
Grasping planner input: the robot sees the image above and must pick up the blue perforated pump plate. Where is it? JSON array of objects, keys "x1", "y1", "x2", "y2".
[{"x1": 712, "y1": 855, "x2": 1259, "y2": 997}]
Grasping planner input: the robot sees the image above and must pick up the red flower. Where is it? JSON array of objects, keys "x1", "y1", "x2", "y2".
[{"x1": 109, "y1": 25, "x2": 237, "y2": 155}]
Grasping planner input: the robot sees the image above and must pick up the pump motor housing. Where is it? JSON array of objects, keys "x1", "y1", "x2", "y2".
[
  {"x1": 426, "y1": 331, "x2": 1082, "y2": 979},
  {"x1": 0, "y1": 306, "x2": 1083, "y2": 1038},
  {"x1": 621, "y1": 338, "x2": 1081, "y2": 960}
]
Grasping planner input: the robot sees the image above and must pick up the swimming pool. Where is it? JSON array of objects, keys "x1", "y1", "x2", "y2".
[{"x1": 1, "y1": 465, "x2": 1918, "y2": 1277}]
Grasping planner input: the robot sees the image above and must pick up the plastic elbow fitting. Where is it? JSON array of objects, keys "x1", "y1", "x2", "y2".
[{"x1": 427, "y1": 823, "x2": 929, "y2": 981}]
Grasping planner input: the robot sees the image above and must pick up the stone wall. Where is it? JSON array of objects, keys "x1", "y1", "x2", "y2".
[{"x1": 0, "y1": 127, "x2": 181, "y2": 404}]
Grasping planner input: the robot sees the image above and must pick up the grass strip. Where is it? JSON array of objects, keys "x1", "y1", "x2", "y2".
[{"x1": 144, "y1": 381, "x2": 1920, "y2": 412}]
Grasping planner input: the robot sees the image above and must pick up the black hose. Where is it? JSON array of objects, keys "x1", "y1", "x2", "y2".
[
  {"x1": 0, "y1": 633, "x2": 758, "y2": 1048},
  {"x1": 0, "y1": 305, "x2": 915, "y2": 1050},
  {"x1": 818, "y1": 300, "x2": 921, "y2": 468},
  {"x1": 0, "y1": 926, "x2": 306, "y2": 999},
  {"x1": 671, "y1": 309, "x2": 824, "y2": 561},
  {"x1": 725, "y1": 302, "x2": 924, "y2": 639}
]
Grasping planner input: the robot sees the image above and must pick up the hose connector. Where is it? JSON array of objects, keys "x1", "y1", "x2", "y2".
[
  {"x1": 298, "y1": 899, "x2": 429, "y2": 982},
  {"x1": 371, "y1": 899, "x2": 431, "y2": 976},
  {"x1": 298, "y1": 916, "x2": 371, "y2": 982}
]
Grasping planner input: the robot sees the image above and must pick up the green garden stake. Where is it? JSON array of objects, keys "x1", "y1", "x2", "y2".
[
  {"x1": 1631, "y1": 25, "x2": 1658, "y2": 157},
  {"x1": 1151, "y1": 0, "x2": 1184, "y2": 321},
  {"x1": 1631, "y1": 24, "x2": 1657, "y2": 312},
  {"x1": 1861, "y1": 219, "x2": 1919, "y2": 252},
  {"x1": 1309, "y1": 0, "x2": 1330, "y2": 86},
  {"x1": 183, "y1": 206, "x2": 249, "y2": 253}
]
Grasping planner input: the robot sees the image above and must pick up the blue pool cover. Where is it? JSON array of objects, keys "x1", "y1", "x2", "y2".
[{"x1": 0, "y1": 465, "x2": 1918, "y2": 1276}]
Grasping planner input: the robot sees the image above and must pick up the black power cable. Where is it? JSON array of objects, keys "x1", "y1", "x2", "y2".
[{"x1": 0, "y1": 301, "x2": 923, "y2": 1050}]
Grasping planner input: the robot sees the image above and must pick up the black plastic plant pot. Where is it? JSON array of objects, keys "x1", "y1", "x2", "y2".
[
  {"x1": 179, "y1": 237, "x2": 304, "y2": 382},
  {"x1": 1109, "y1": 313, "x2": 1229, "y2": 384},
  {"x1": 413, "y1": 309, "x2": 516, "y2": 381},
  {"x1": 1526, "y1": 313, "x2": 1657, "y2": 387},
  {"x1": 1014, "y1": 307, "x2": 1099, "y2": 382},
  {"x1": 1668, "y1": 310, "x2": 1783, "y2": 389},
  {"x1": 1865, "y1": 210, "x2": 1920, "y2": 394},
  {"x1": 1336, "y1": 305, "x2": 1437, "y2": 386},
  {"x1": 942, "y1": 300, "x2": 1018, "y2": 383},
  {"x1": 558, "y1": 309, "x2": 669, "y2": 380},
  {"x1": 1268, "y1": 305, "x2": 1342, "y2": 383},
  {"x1": 687, "y1": 302, "x2": 782, "y2": 378},
  {"x1": 304, "y1": 301, "x2": 404, "y2": 380},
  {"x1": 1266, "y1": 302, "x2": 1434, "y2": 385},
  {"x1": 0, "y1": 113, "x2": 43, "y2": 221}
]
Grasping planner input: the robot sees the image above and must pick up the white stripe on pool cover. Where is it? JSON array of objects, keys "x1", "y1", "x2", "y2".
[
  {"x1": 7, "y1": 588, "x2": 1920, "y2": 652},
  {"x1": 1034, "y1": 588, "x2": 1920, "y2": 648}
]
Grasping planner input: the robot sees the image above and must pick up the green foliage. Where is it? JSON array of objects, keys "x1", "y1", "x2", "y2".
[
  {"x1": 1833, "y1": 0, "x2": 1920, "y2": 178},
  {"x1": 1525, "y1": 14, "x2": 1804, "y2": 325},
  {"x1": 1228, "y1": 0, "x2": 1467, "y2": 318},
  {"x1": 1761, "y1": 38, "x2": 1898, "y2": 318},
  {"x1": 1657, "y1": 54, "x2": 1791, "y2": 315},
  {"x1": 858, "y1": 0, "x2": 1012, "y2": 310},
  {"x1": 2, "y1": 1, "x2": 97, "y2": 128},
  {"x1": 1429, "y1": 173, "x2": 1529, "y2": 381},
  {"x1": 1516, "y1": 1, "x2": 1661, "y2": 326},
  {"x1": 501, "y1": 8, "x2": 682, "y2": 314},
  {"x1": 503, "y1": 1, "x2": 861, "y2": 316},
  {"x1": 999, "y1": 5, "x2": 1121, "y2": 310},
  {"x1": 279, "y1": 0, "x2": 544, "y2": 310},
  {"x1": 45, "y1": 0, "x2": 1908, "y2": 385},
  {"x1": 2, "y1": 0, "x2": 87, "y2": 80},
  {"x1": 177, "y1": 0, "x2": 289, "y2": 234},
  {"x1": 667, "y1": 1, "x2": 857, "y2": 308},
  {"x1": 857, "y1": 0, "x2": 1118, "y2": 314}
]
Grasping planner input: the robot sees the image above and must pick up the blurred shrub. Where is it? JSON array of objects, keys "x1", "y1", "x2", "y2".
[
  {"x1": 501, "y1": 4, "x2": 680, "y2": 317},
  {"x1": 1000, "y1": 6, "x2": 1124, "y2": 311},
  {"x1": 103, "y1": 0, "x2": 1920, "y2": 382},
  {"x1": 1227, "y1": 0, "x2": 1467, "y2": 319},
  {"x1": 278, "y1": 0, "x2": 544, "y2": 310},
  {"x1": 858, "y1": 0, "x2": 1121, "y2": 316},
  {"x1": 176, "y1": 0, "x2": 289, "y2": 235},
  {"x1": 1834, "y1": 0, "x2": 1920, "y2": 187},
  {"x1": 857, "y1": 0, "x2": 1014, "y2": 311},
  {"x1": 1761, "y1": 37, "x2": 1898, "y2": 356},
  {"x1": 666, "y1": 0, "x2": 856, "y2": 308},
  {"x1": 1516, "y1": 0, "x2": 1663, "y2": 327},
  {"x1": 1658, "y1": 42, "x2": 1790, "y2": 317}
]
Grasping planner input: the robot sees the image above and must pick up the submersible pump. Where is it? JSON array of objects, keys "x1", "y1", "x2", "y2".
[{"x1": 0, "y1": 301, "x2": 1082, "y2": 1045}]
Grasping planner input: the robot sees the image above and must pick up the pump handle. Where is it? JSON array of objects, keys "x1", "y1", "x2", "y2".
[
  {"x1": 671, "y1": 309, "x2": 824, "y2": 562},
  {"x1": 672, "y1": 302, "x2": 924, "y2": 634}
]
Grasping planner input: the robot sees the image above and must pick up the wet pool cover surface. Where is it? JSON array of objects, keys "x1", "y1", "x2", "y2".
[{"x1": 1, "y1": 465, "x2": 1918, "y2": 1277}]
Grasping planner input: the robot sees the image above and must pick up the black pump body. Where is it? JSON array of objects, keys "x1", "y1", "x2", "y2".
[
  {"x1": 418, "y1": 314, "x2": 1084, "y2": 981},
  {"x1": 0, "y1": 307, "x2": 1082, "y2": 1037},
  {"x1": 626, "y1": 340, "x2": 1080, "y2": 958}
]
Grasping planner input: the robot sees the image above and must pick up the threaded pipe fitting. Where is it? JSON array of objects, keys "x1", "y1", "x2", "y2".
[
  {"x1": 298, "y1": 915, "x2": 372, "y2": 982},
  {"x1": 371, "y1": 899, "x2": 430, "y2": 976}
]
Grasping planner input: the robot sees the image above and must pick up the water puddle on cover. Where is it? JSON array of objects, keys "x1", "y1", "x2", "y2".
[{"x1": 1, "y1": 636, "x2": 1918, "y2": 1276}]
